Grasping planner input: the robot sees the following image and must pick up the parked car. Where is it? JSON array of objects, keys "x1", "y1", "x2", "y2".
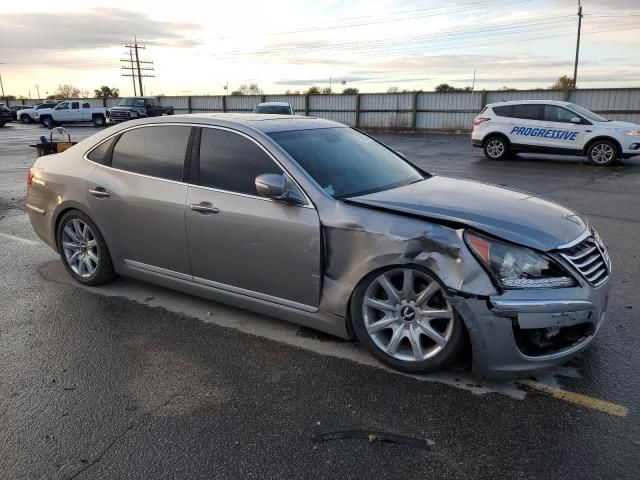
[
  {"x1": 0, "y1": 104, "x2": 12, "y2": 126},
  {"x1": 9, "y1": 104, "x2": 34, "y2": 121},
  {"x1": 26, "y1": 115, "x2": 611, "y2": 378},
  {"x1": 17, "y1": 102, "x2": 59, "y2": 123},
  {"x1": 472, "y1": 100, "x2": 640, "y2": 166},
  {"x1": 36, "y1": 101, "x2": 108, "y2": 128},
  {"x1": 108, "y1": 97, "x2": 174, "y2": 123},
  {"x1": 253, "y1": 102, "x2": 295, "y2": 115}
]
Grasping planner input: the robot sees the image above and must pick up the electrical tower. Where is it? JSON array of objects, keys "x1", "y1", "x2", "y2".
[{"x1": 121, "y1": 37, "x2": 154, "y2": 96}]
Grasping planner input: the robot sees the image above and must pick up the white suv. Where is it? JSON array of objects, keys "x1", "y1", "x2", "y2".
[{"x1": 472, "y1": 100, "x2": 640, "y2": 166}]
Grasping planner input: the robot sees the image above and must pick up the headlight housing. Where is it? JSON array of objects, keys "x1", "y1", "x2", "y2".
[
  {"x1": 617, "y1": 129, "x2": 640, "y2": 136},
  {"x1": 465, "y1": 231, "x2": 575, "y2": 289}
]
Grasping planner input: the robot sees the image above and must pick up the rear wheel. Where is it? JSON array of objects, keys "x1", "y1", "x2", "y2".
[
  {"x1": 351, "y1": 267, "x2": 464, "y2": 373},
  {"x1": 483, "y1": 136, "x2": 509, "y2": 160},
  {"x1": 57, "y1": 210, "x2": 116, "y2": 286},
  {"x1": 93, "y1": 115, "x2": 106, "y2": 127},
  {"x1": 587, "y1": 140, "x2": 619, "y2": 166}
]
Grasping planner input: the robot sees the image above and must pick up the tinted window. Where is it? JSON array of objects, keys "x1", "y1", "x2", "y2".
[
  {"x1": 87, "y1": 136, "x2": 118, "y2": 165},
  {"x1": 198, "y1": 128, "x2": 282, "y2": 195},
  {"x1": 492, "y1": 105, "x2": 513, "y2": 117},
  {"x1": 71, "y1": 102, "x2": 80, "y2": 109},
  {"x1": 83, "y1": 102, "x2": 90, "y2": 108},
  {"x1": 254, "y1": 105, "x2": 292, "y2": 114},
  {"x1": 270, "y1": 127, "x2": 424, "y2": 199},
  {"x1": 511, "y1": 104, "x2": 540, "y2": 120},
  {"x1": 56, "y1": 102, "x2": 69, "y2": 110},
  {"x1": 111, "y1": 126, "x2": 191, "y2": 181},
  {"x1": 544, "y1": 105, "x2": 578, "y2": 123}
]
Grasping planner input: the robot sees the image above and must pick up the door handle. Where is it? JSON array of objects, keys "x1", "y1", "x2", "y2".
[
  {"x1": 189, "y1": 203, "x2": 219, "y2": 214},
  {"x1": 89, "y1": 187, "x2": 111, "y2": 198}
]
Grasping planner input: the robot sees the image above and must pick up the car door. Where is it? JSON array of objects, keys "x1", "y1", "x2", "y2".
[
  {"x1": 86, "y1": 124, "x2": 193, "y2": 277},
  {"x1": 185, "y1": 126, "x2": 322, "y2": 310},
  {"x1": 52, "y1": 102, "x2": 72, "y2": 122},
  {"x1": 539, "y1": 104, "x2": 587, "y2": 151},
  {"x1": 82, "y1": 102, "x2": 92, "y2": 121},
  {"x1": 69, "y1": 102, "x2": 82, "y2": 122},
  {"x1": 507, "y1": 104, "x2": 544, "y2": 148}
]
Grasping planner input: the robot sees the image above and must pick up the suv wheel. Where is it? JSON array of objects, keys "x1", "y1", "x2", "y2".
[
  {"x1": 483, "y1": 136, "x2": 509, "y2": 160},
  {"x1": 20, "y1": 114, "x2": 32, "y2": 124},
  {"x1": 57, "y1": 210, "x2": 116, "y2": 286},
  {"x1": 350, "y1": 267, "x2": 464, "y2": 374},
  {"x1": 587, "y1": 140, "x2": 619, "y2": 166},
  {"x1": 93, "y1": 115, "x2": 106, "y2": 127}
]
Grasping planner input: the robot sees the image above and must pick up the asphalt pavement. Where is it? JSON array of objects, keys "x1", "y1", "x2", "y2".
[{"x1": 1, "y1": 121, "x2": 639, "y2": 479}]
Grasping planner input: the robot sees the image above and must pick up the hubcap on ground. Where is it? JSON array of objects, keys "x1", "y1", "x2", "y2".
[
  {"x1": 362, "y1": 268, "x2": 455, "y2": 362},
  {"x1": 591, "y1": 144, "x2": 614, "y2": 164},
  {"x1": 486, "y1": 139, "x2": 505, "y2": 158},
  {"x1": 61, "y1": 219, "x2": 98, "y2": 278}
]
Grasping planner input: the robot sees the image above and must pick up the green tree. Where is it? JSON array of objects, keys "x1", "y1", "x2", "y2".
[
  {"x1": 53, "y1": 84, "x2": 81, "y2": 99},
  {"x1": 550, "y1": 75, "x2": 574, "y2": 90},
  {"x1": 306, "y1": 86, "x2": 321, "y2": 94},
  {"x1": 284, "y1": 89, "x2": 300, "y2": 95},
  {"x1": 435, "y1": 83, "x2": 456, "y2": 93},
  {"x1": 94, "y1": 86, "x2": 120, "y2": 98},
  {"x1": 342, "y1": 87, "x2": 359, "y2": 94},
  {"x1": 387, "y1": 86, "x2": 399, "y2": 93}
]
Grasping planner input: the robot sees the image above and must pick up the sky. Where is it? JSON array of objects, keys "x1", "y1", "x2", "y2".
[{"x1": 0, "y1": 0, "x2": 639, "y2": 98}]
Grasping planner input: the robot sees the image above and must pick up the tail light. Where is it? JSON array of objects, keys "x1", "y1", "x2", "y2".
[
  {"x1": 473, "y1": 117, "x2": 490, "y2": 126},
  {"x1": 27, "y1": 167, "x2": 44, "y2": 189}
]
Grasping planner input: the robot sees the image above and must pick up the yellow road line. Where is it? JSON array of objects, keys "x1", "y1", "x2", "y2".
[{"x1": 517, "y1": 380, "x2": 629, "y2": 417}]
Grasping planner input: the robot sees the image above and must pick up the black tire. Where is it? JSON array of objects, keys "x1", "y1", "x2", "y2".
[
  {"x1": 93, "y1": 115, "x2": 106, "y2": 127},
  {"x1": 350, "y1": 266, "x2": 465, "y2": 374},
  {"x1": 20, "y1": 114, "x2": 32, "y2": 124},
  {"x1": 56, "y1": 210, "x2": 117, "y2": 286},
  {"x1": 586, "y1": 139, "x2": 619, "y2": 166},
  {"x1": 0, "y1": 121, "x2": 5, "y2": 127},
  {"x1": 483, "y1": 135, "x2": 510, "y2": 161}
]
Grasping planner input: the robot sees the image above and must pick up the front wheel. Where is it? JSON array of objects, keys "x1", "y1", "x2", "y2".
[
  {"x1": 21, "y1": 114, "x2": 32, "y2": 124},
  {"x1": 483, "y1": 136, "x2": 510, "y2": 161},
  {"x1": 587, "y1": 140, "x2": 619, "y2": 166},
  {"x1": 57, "y1": 210, "x2": 116, "y2": 286},
  {"x1": 93, "y1": 115, "x2": 106, "y2": 127},
  {"x1": 350, "y1": 267, "x2": 464, "y2": 373}
]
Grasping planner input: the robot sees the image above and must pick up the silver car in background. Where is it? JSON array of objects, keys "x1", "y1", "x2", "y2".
[{"x1": 26, "y1": 114, "x2": 611, "y2": 377}]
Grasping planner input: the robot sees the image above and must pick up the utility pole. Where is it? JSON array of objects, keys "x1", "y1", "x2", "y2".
[
  {"x1": 0, "y1": 63, "x2": 5, "y2": 99},
  {"x1": 122, "y1": 36, "x2": 154, "y2": 96},
  {"x1": 573, "y1": 0, "x2": 583, "y2": 88},
  {"x1": 34, "y1": 84, "x2": 40, "y2": 99}
]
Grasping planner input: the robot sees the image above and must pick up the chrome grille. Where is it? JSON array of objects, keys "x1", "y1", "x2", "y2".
[
  {"x1": 109, "y1": 110, "x2": 130, "y2": 122},
  {"x1": 559, "y1": 233, "x2": 611, "y2": 287}
]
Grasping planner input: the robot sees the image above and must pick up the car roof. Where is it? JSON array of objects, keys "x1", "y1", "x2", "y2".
[
  {"x1": 256, "y1": 102, "x2": 291, "y2": 107},
  {"x1": 487, "y1": 99, "x2": 572, "y2": 107},
  {"x1": 119, "y1": 113, "x2": 343, "y2": 133}
]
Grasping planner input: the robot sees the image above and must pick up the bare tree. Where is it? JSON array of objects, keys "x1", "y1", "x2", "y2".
[
  {"x1": 53, "y1": 84, "x2": 81, "y2": 99},
  {"x1": 387, "y1": 86, "x2": 399, "y2": 93}
]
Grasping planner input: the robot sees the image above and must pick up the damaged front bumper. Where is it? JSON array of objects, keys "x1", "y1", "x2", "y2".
[{"x1": 450, "y1": 281, "x2": 610, "y2": 379}]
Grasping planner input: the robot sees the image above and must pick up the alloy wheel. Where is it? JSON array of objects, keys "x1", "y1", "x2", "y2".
[
  {"x1": 590, "y1": 143, "x2": 615, "y2": 164},
  {"x1": 61, "y1": 218, "x2": 99, "y2": 278},
  {"x1": 486, "y1": 139, "x2": 505, "y2": 158},
  {"x1": 362, "y1": 268, "x2": 455, "y2": 362}
]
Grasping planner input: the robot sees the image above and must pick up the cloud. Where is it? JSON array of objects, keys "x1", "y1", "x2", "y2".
[
  {"x1": 0, "y1": 8, "x2": 200, "y2": 52},
  {"x1": 274, "y1": 76, "x2": 370, "y2": 85}
]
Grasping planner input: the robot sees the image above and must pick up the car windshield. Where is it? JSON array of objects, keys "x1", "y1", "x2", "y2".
[
  {"x1": 269, "y1": 127, "x2": 425, "y2": 198},
  {"x1": 117, "y1": 98, "x2": 145, "y2": 107},
  {"x1": 254, "y1": 105, "x2": 291, "y2": 114},
  {"x1": 567, "y1": 103, "x2": 609, "y2": 122}
]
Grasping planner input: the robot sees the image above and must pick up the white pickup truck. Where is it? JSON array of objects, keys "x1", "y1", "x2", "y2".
[{"x1": 36, "y1": 100, "x2": 108, "y2": 128}]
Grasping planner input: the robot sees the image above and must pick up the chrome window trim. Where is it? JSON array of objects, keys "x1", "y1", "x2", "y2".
[{"x1": 83, "y1": 122, "x2": 316, "y2": 209}]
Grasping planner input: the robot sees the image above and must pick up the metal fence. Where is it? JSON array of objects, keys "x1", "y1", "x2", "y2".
[{"x1": 5, "y1": 88, "x2": 639, "y2": 131}]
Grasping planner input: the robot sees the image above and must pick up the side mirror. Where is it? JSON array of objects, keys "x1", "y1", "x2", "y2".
[
  {"x1": 570, "y1": 117, "x2": 582, "y2": 124},
  {"x1": 255, "y1": 173, "x2": 307, "y2": 206}
]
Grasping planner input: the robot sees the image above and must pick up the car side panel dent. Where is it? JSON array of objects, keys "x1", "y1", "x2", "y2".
[{"x1": 318, "y1": 203, "x2": 498, "y2": 318}]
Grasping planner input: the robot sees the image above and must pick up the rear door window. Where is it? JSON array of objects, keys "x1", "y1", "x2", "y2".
[
  {"x1": 111, "y1": 126, "x2": 191, "y2": 181},
  {"x1": 197, "y1": 128, "x2": 282, "y2": 195},
  {"x1": 492, "y1": 105, "x2": 513, "y2": 117},
  {"x1": 511, "y1": 104, "x2": 540, "y2": 120}
]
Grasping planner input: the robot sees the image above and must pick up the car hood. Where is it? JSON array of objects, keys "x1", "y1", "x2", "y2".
[
  {"x1": 601, "y1": 120, "x2": 640, "y2": 130},
  {"x1": 348, "y1": 176, "x2": 587, "y2": 251}
]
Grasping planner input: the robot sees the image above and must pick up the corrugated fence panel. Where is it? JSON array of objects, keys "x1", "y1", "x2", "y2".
[
  {"x1": 359, "y1": 93, "x2": 413, "y2": 128},
  {"x1": 84, "y1": 98, "x2": 104, "y2": 108},
  {"x1": 485, "y1": 90, "x2": 564, "y2": 104},
  {"x1": 417, "y1": 92, "x2": 482, "y2": 111},
  {"x1": 360, "y1": 112, "x2": 412, "y2": 128},
  {"x1": 360, "y1": 93, "x2": 413, "y2": 111},
  {"x1": 309, "y1": 94, "x2": 356, "y2": 111},
  {"x1": 159, "y1": 96, "x2": 188, "y2": 114},
  {"x1": 416, "y1": 112, "x2": 476, "y2": 131},
  {"x1": 191, "y1": 96, "x2": 223, "y2": 112},
  {"x1": 264, "y1": 95, "x2": 305, "y2": 111},
  {"x1": 310, "y1": 111, "x2": 356, "y2": 126},
  {"x1": 226, "y1": 95, "x2": 261, "y2": 112},
  {"x1": 569, "y1": 88, "x2": 640, "y2": 113}
]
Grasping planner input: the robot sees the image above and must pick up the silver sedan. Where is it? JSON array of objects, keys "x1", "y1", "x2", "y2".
[{"x1": 26, "y1": 114, "x2": 611, "y2": 377}]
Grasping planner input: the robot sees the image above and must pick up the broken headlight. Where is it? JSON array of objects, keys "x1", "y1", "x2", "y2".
[{"x1": 465, "y1": 231, "x2": 575, "y2": 289}]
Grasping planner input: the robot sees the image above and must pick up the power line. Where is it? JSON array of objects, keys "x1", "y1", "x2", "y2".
[{"x1": 121, "y1": 36, "x2": 155, "y2": 96}]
